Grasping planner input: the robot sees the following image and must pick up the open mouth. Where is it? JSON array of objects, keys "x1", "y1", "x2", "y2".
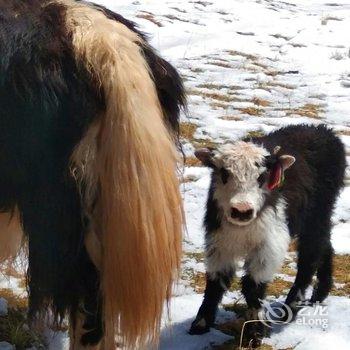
[{"x1": 226, "y1": 215, "x2": 255, "y2": 226}]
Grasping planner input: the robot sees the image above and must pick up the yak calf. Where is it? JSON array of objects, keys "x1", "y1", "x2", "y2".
[{"x1": 189, "y1": 124, "x2": 345, "y2": 345}]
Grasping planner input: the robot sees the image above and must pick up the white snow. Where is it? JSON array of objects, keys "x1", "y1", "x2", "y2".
[{"x1": 2, "y1": 0, "x2": 350, "y2": 349}]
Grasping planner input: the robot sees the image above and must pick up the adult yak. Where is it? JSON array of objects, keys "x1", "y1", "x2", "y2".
[{"x1": 0, "y1": 0, "x2": 185, "y2": 348}]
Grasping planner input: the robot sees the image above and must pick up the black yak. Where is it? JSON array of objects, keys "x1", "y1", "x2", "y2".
[
  {"x1": 0, "y1": 0, "x2": 185, "y2": 348},
  {"x1": 190, "y1": 124, "x2": 345, "y2": 346}
]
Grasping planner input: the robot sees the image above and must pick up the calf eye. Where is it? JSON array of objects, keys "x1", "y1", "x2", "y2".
[
  {"x1": 257, "y1": 172, "x2": 266, "y2": 187},
  {"x1": 220, "y1": 168, "x2": 229, "y2": 184}
]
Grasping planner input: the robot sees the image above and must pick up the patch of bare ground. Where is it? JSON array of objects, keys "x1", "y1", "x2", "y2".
[
  {"x1": 193, "y1": 138, "x2": 218, "y2": 148},
  {"x1": 227, "y1": 50, "x2": 258, "y2": 61},
  {"x1": 220, "y1": 115, "x2": 243, "y2": 121},
  {"x1": 197, "y1": 83, "x2": 243, "y2": 91},
  {"x1": 270, "y1": 33, "x2": 292, "y2": 41},
  {"x1": 267, "y1": 277, "x2": 293, "y2": 297},
  {"x1": 0, "y1": 306, "x2": 45, "y2": 349},
  {"x1": 321, "y1": 15, "x2": 343, "y2": 25},
  {"x1": 181, "y1": 174, "x2": 198, "y2": 183},
  {"x1": 290, "y1": 42, "x2": 307, "y2": 48},
  {"x1": 266, "y1": 81, "x2": 295, "y2": 90},
  {"x1": 184, "y1": 156, "x2": 202, "y2": 167},
  {"x1": 136, "y1": 11, "x2": 163, "y2": 27},
  {"x1": 250, "y1": 61, "x2": 270, "y2": 70},
  {"x1": 0, "y1": 288, "x2": 27, "y2": 309},
  {"x1": 208, "y1": 60, "x2": 233, "y2": 69},
  {"x1": 212, "y1": 338, "x2": 279, "y2": 350},
  {"x1": 331, "y1": 254, "x2": 350, "y2": 296},
  {"x1": 215, "y1": 306, "x2": 294, "y2": 349},
  {"x1": 240, "y1": 107, "x2": 263, "y2": 116},
  {"x1": 245, "y1": 130, "x2": 265, "y2": 138},
  {"x1": 210, "y1": 101, "x2": 230, "y2": 110},
  {"x1": 189, "y1": 271, "x2": 206, "y2": 293},
  {"x1": 288, "y1": 239, "x2": 298, "y2": 252},
  {"x1": 170, "y1": 7, "x2": 187, "y2": 13},
  {"x1": 163, "y1": 14, "x2": 191, "y2": 23},
  {"x1": 287, "y1": 103, "x2": 324, "y2": 119},
  {"x1": 336, "y1": 129, "x2": 350, "y2": 136},
  {"x1": 189, "y1": 67, "x2": 205, "y2": 73},
  {"x1": 252, "y1": 97, "x2": 271, "y2": 107},
  {"x1": 189, "y1": 1, "x2": 213, "y2": 7},
  {"x1": 180, "y1": 122, "x2": 198, "y2": 141}
]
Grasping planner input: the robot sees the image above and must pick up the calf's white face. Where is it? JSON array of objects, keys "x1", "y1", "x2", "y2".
[{"x1": 195, "y1": 142, "x2": 295, "y2": 226}]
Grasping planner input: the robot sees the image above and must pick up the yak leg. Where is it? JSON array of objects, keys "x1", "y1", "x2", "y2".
[
  {"x1": 69, "y1": 311, "x2": 102, "y2": 350},
  {"x1": 68, "y1": 229, "x2": 104, "y2": 349}
]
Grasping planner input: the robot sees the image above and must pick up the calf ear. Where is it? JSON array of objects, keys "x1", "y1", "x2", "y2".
[
  {"x1": 279, "y1": 155, "x2": 295, "y2": 170},
  {"x1": 194, "y1": 148, "x2": 216, "y2": 167}
]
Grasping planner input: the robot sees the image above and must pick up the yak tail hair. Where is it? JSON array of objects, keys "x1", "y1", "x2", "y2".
[
  {"x1": 0, "y1": 209, "x2": 23, "y2": 264},
  {"x1": 66, "y1": 2, "x2": 183, "y2": 348}
]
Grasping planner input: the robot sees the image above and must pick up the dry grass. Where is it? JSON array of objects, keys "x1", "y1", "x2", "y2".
[
  {"x1": 0, "y1": 288, "x2": 44, "y2": 349},
  {"x1": 267, "y1": 81, "x2": 295, "y2": 90},
  {"x1": 336, "y1": 129, "x2": 350, "y2": 136},
  {"x1": 181, "y1": 174, "x2": 199, "y2": 183},
  {"x1": 197, "y1": 83, "x2": 243, "y2": 91},
  {"x1": 136, "y1": 12, "x2": 163, "y2": 27},
  {"x1": 240, "y1": 107, "x2": 263, "y2": 116},
  {"x1": 252, "y1": 97, "x2": 271, "y2": 107},
  {"x1": 290, "y1": 42, "x2": 307, "y2": 48},
  {"x1": 208, "y1": 60, "x2": 233, "y2": 69},
  {"x1": 280, "y1": 263, "x2": 296, "y2": 277},
  {"x1": 190, "y1": 67, "x2": 205, "y2": 73},
  {"x1": 270, "y1": 33, "x2": 291, "y2": 41},
  {"x1": 184, "y1": 156, "x2": 202, "y2": 167},
  {"x1": 331, "y1": 255, "x2": 350, "y2": 296},
  {"x1": 190, "y1": 271, "x2": 206, "y2": 293},
  {"x1": 213, "y1": 339, "x2": 276, "y2": 350},
  {"x1": 163, "y1": 14, "x2": 191, "y2": 23},
  {"x1": 333, "y1": 255, "x2": 350, "y2": 284},
  {"x1": 180, "y1": 122, "x2": 198, "y2": 140},
  {"x1": 220, "y1": 115, "x2": 243, "y2": 121},
  {"x1": 331, "y1": 283, "x2": 350, "y2": 297},
  {"x1": 288, "y1": 239, "x2": 298, "y2": 252},
  {"x1": 210, "y1": 101, "x2": 230, "y2": 110},
  {"x1": 250, "y1": 61, "x2": 269, "y2": 70},
  {"x1": 0, "y1": 307, "x2": 45, "y2": 349},
  {"x1": 188, "y1": 89, "x2": 243, "y2": 103},
  {"x1": 287, "y1": 103, "x2": 324, "y2": 119},
  {"x1": 185, "y1": 251, "x2": 205, "y2": 262},
  {"x1": 227, "y1": 50, "x2": 257, "y2": 61},
  {"x1": 267, "y1": 277, "x2": 293, "y2": 297},
  {"x1": 203, "y1": 92, "x2": 236, "y2": 102},
  {"x1": 0, "y1": 289, "x2": 27, "y2": 309},
  {"x1": 245, "y1": 130, "x2": 265, "y2": 138},
  {"x1": 193, "y1": 138, "x2": 218, "y2": 148}
]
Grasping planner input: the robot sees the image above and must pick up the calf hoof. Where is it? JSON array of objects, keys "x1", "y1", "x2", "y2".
[
  {"x1": 189, "y1": 317, "x2": 210, "y2": 335},
  {"x1": 244, "y1": 322, "x2": 267, "y2": 348}
]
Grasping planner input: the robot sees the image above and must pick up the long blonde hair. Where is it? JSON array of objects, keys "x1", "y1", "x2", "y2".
[{"x1": 66, "y1": 1, "x2": 183, "y2": 348}]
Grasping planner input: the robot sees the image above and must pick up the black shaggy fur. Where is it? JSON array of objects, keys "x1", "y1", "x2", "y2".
[
  {"x1": 190, "y1": 124, "x2": 346, "y2": 341},
  {"x1": 0, "y1": 0, "x2": 185, "y2": 345},
  {"x1": 254, "y1": 125, "x2": 346, "y2": 307}
]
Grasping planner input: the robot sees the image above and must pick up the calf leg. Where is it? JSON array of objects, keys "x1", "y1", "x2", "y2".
[
  {"x1": 241, "y1": 275, "x2": 267, "y2": 348},
  {"x1": 286, "y1": 226, "x2": 330, "y2": 311},
  {"x1": 311, "y1": 242, "x2": 333, "y2": 303},
  {"x1": 242, "y1": 235, "x2": 289, "y2": 347},
  {"x1": 189, "y1": 270, "x2": 233, "y2": 335}
]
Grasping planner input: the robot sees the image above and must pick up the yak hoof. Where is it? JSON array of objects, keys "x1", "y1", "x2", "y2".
[{"x1": 189, "y1": 318, "x2": 210, "y2": 335}]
